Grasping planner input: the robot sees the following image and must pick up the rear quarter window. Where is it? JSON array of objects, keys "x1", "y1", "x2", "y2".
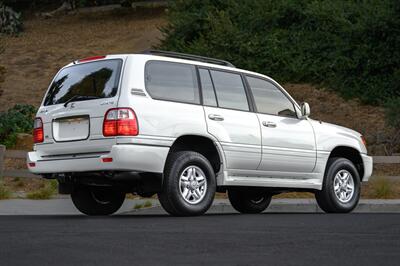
[
  {"x1": 144, "y1": 61, "x2": 200, "y2": 104},
  {"x1": 44, "y1": 59, "x2": 122, "y2": 106}
]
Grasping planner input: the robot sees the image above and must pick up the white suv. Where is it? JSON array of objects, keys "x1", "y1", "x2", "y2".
[{"x1": 27, "y1": 50, "x2": 373, "y2": 216}]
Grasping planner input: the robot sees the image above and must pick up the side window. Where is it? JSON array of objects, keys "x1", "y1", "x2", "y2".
[
  {"x1": 199, "y1": 68, "x2": 217, "y2": 107},
  {"x1": 247, "y1": 76, "x2": 297, "y2": 118},
  {"x1": 210, "y1": 70, "x2": 249, "y2": 111},
  {"x1": 145, "y1": 61, "x2": 200, "y2": 104}
]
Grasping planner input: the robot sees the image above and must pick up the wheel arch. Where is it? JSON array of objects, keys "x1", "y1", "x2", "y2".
[
  {"x1": 327, "y1": 146, "x2": 364, "y2": 180},
  {"x1": 165, "y1": 134, "x2": 224, "y2": 174}
]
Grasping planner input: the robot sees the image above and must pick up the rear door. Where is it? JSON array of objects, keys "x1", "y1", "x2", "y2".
[
  {"x1": 36, "y1": 57, "x2": 124, "y2": 156},
  {"x1": 200, "y1": 68, "x2": 261, "y2": 171}
]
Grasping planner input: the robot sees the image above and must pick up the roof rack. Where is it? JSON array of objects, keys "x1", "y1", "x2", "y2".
[{"x1": 141, "y1": 50, "x2": 235, "y2": 68}]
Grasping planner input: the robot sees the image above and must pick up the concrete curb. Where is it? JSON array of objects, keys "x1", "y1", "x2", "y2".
[
  {"x1": 127, "y1": 198, "x2": 400, "y2": 215},
  {"x1": 1, "y1": 198, "x2": 400, "y2": 215}
]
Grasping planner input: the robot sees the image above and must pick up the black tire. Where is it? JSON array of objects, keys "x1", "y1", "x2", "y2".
[
  {"x1": 158, "y1": 151, "x2": 216, "y2": 216},
  {"x1": 315, "y1": 157, "x2": 361, "y2": 213},
  {"x1": 228, "y1": 187, "x2": 272, "y2": 214},
  {"x1": 71, "y1": 186, "x2": 125, "y2": 216}
]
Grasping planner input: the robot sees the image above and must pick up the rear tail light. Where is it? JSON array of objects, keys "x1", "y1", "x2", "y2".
[
  {"x1": 103, "y1": 108, "x2": 138, "y2": 137},
  {"x1": 33, "y1": 117, "x2": 44, "y2": 143}
]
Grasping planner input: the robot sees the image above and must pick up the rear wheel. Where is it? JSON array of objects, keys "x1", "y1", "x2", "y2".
[
  {"x1": 315, "y1": 157, "x2": 360, "y2": 213},
  {"x1": 71, "y1": 186, "x2": 125, "y2": 216},
  {"x1": 158, "y1": 151, "x2": 216, "y2": 216},
  {"x1": 228, "y1": 187, "x2": 272, "y2": 214}
]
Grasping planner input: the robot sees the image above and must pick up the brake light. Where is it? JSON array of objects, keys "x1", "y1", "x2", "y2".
[
  {"x1": 33, "y1": 117, "x2": 44, "y2": 143},
  {"x1": 77, "y1": 55, "x2": 106, "y2": 63},
  {"x1": 103, "y1": 108, "x2": 138, "y2": 137}
]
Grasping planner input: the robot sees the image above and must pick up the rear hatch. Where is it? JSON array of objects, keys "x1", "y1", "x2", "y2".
[{"x1": 35, "y1": 56, "x2": 125, "y2": 158}]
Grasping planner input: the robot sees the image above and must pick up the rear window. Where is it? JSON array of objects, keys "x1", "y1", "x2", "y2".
[
  {"x1": 145, "y1": 61, "x2": 200, "y2": 104},
  {"x1": 210, "y1": 70, "x2": 249, "y2": 111},
  {"x1": 44, "y1": 59, "x2": 122, "y2": 106}
]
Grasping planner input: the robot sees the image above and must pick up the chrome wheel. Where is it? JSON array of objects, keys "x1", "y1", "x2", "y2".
[
  {"x1": 179, "y1": 165, "x2": 207, "y2": 204},
  {"x1": 333, "y1": 170, "x2": 354, "y2": 203}
]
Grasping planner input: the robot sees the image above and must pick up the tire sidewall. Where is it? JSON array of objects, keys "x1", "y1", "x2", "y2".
[
  {"x1": 165, "y1": 152, "x2": 216, "y2": 216},
  {"x1": 71, "y1": 185, "x2": 125, "y2": 216},
  {"x1": 228, "y1": 187, "x2": 272, "y2": 214},
  {"x1": 324, "y1": 158, "x2": 361, "y2": 212}
]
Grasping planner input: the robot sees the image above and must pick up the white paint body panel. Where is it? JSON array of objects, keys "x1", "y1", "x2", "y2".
[
  {"x1": 203, "y1": 106, "x2": 261, "y2": 170},
  {"x1": 28, "y1": 54, "x2": 373, "y2": 190},
  {"x1": 256, "y1": 114, "x2": 316, "y2": 173}
]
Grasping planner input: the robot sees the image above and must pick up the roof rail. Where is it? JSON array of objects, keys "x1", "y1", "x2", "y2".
[{"x1": 141, "y1": 50, "x2": 235, "y2": 68}]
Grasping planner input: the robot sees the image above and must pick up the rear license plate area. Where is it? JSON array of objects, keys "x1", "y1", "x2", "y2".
[{"x1": 52, "y1": 115, "x2": 90, "y2": 142}]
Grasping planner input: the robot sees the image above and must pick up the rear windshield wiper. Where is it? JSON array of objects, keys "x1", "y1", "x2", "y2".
[{"x1": 63, "y1": 95, "x2": 100, "y2": 107}]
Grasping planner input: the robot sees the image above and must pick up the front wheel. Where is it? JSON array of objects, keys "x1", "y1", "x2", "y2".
[
  {"x1": 228, "y1": 187, "x2": 272, "y2": 214},
  {"x1": 315, "y1": 157, "x2": 361, "y2": 213},
  {"x1": 71, "y1": 186, "x2": 125, "y2": 216}
]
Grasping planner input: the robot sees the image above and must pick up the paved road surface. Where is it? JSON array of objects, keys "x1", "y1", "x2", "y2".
[{"x1": 0, "y1": 213, "x2": 399, "y2": 266}]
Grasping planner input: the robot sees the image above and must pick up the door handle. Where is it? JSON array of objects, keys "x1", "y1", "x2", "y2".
[
  {"x1": 208, "y1": 114, "x2": 224, "y2": 121},
  {"x1": 262, "y1": 121, "x2": 277, "y2": 128}
]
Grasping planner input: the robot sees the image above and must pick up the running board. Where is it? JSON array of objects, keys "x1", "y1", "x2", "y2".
[{"x1": 219, "y1": 175, "x2": 322, "y2": 190}]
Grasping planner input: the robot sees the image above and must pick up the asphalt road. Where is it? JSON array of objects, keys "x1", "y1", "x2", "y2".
[{"x1": 1, "y1": 213, "x2": 399, "y2": 266}]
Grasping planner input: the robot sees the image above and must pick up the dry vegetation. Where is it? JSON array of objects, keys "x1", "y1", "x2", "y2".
[
  {"x1": 0, "y1": 9, "x2": 398, "y2": 199},
  {"x1": 0, "y1": 8, "x2": 165, "y2": 112},
  {"x1": 285, "y1": 84, "x2": 390, "y2": 155}
]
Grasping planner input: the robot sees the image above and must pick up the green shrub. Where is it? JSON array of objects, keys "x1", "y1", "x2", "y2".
[
  {"x1": 371, "y1": 177, "x2": 393, "y2": 199},
  {"x1": 0, "y1": 3, "x2": 23, "y2": 35},
  {"x1": 160, "y1": 0, "x2": 400, "y2": 106},
  {"x1": 0, "y1": 104, "x2": 37, "y2": 148},
  {"x1": 143, "y1": 200, "x2": 152, "y2": 208},
  {"x1": 0, "y1": 182, "x2": 11, "y2": 200},
  {"x1": 26, "y1": 180, "x2": 57, "y2": 200},
  {"x1": 133, "y1": 202, "x2": 143, "y2": 209}
]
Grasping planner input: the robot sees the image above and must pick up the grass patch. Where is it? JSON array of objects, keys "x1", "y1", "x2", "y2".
[
  {"x1": 26, "y1": 180, "x2": 57, "y2": 200},
  {"x1": 0, "y1": 182, "x2": 11, "y2": 200},
  {"x1": 370, "y1": 177, "x2": 394, "y2": 199},
  {"x1": 134, "y1": 203, "x2": 144, "y2": 209},
  {"x1": 134, "y1": 200, "x2": 153, "y2": 210},
  {"x1": 143, "y1": 200, "x2": 152, "y2": 208}
]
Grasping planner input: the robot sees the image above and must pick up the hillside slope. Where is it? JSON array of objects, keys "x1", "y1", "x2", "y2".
[
  {"x1": 0, "y1": 9, "x2": 393, "y2": 155},
  {"x1": 284, "y1": 84, "x2": 389, "y2": 155},
  {"x1": 0, "y1": 9, "x2": 165, "y2": 111}
]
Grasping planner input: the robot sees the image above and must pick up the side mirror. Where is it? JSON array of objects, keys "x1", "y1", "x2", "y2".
[{"x1": 300, "y1": 102, "x2": 310, "y2": 118}]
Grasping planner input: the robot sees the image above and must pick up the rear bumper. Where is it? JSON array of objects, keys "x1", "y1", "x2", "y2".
[
  {"x1": 361, "y1": 154, "x2": 373, "y2": 181},
  {"x1": 27, "y1": 144, "x2": 169, "y2": 174}
]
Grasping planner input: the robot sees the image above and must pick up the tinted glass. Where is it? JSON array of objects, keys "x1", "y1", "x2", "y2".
[
  {"x1": 210, "y1": 70, "x2": 249, "y2": 111},
  {"x1": 199, "y1": 69, "x2": 217, "y2": 107},
  {"x1": 145, "y1": 61, "x2": 199, "y2": 104},
  {"x1": 44, "y1": 60, "x2": 122, "y2": 106},
  {"x1": 247, "y1": 76, "x2": 297, "y2": 118}
]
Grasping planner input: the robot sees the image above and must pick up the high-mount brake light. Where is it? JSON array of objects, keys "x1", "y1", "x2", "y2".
[
  {"x1": 103, "y1": 108, "x2": 138, "y2": 137},
  {"x1": 77, "y1": 55, "x2": 106, "y2": 63},
  {"x1": 33, "y1": 117, "x2": 44, "y2": 143}
]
